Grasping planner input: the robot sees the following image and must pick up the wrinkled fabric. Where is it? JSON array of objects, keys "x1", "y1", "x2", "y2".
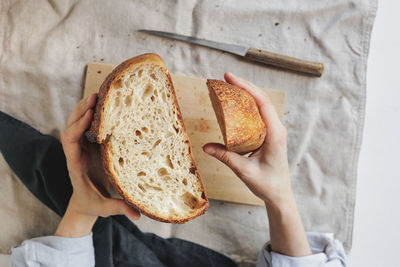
[
  {"x1": 11, "y1": 233, "x2": 95, "y2": 267},
  {"x1": 0, "y1": 0, "x2": 377, "y2": 265},
  {"x1": 257, "y1": 232, "x2": 347, "y2": 267}
]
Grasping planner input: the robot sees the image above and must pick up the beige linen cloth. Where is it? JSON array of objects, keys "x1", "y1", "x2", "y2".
[{"x1": 0, "y1": 0, "x2": 377, "y2": 265}]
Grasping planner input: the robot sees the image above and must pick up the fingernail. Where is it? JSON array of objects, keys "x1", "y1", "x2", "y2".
[{"x1": 203, "y1": 145, "x2": 215, "y2": 155}]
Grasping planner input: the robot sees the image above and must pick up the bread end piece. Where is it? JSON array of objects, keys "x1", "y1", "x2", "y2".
[{"x1": 207, "y1": 79, "x2": 266, "y2": 154}]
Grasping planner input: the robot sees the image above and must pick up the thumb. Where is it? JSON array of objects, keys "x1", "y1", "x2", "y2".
[
  {"x1": 203, "y1": 143, "x2": 246, "y2": 177},
  {"x1": 102, "y1": 198, "x2": 141, "y2": 221}
]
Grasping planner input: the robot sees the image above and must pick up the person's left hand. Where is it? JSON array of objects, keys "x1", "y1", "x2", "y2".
[{"x1": 56, "y1": 93, "x2": 140, "y2": 237}]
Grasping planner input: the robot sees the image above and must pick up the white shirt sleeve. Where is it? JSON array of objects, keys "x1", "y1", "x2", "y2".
[
  {"x1": 10, "y1": 232, "x2": 95, "y2": 267},
  {"x1": 256, "y1": 232, "x2": 347, "y2": 267}
]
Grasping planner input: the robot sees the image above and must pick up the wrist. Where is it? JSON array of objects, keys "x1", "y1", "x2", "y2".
[
  {"x1": 55, "y1": 196, "x2": 98, "y2": 237},
  {"x1": 264, "y1": 189, "x2": 296, "y2": 213},
  {"x1": 263, "y1": 186, "x2": 294, "y2": 208}
]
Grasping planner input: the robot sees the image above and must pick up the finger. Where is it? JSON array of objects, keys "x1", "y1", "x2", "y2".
[
  {"x1": 66, "y1": 93, "x2": 97, "y2": 127},
  {"x1": 63, "y1": 109, "x2": 93, "y2": 144},
  {"x1": 224, "y1": 72, "x2": 283, "y2": 136},
  {"x1": 102, "y1": 198, "x2": 141, "y2": 220},
  {"x1": 203, "y1": 143, "x2": 248, "y2": 177}
]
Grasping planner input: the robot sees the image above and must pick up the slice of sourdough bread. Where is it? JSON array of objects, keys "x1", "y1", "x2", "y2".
[
  {"x1": 86, "y1": 54, "x2": 208, "y2": 223},
  {"x1": 207, "y1": 79, "x2": 266, "y2": 154}
]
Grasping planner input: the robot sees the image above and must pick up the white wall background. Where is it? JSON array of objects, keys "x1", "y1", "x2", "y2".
[{"x1": 348, "y1": 1, "x2": 400, "y2": 266}]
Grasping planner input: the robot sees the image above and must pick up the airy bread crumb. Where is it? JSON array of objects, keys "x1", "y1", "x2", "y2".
[{"x1": 86, "y1": 54, "x2": 209, "y2": 223}]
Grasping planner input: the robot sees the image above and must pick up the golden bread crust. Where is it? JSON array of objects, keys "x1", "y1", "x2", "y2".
[{"x1": 207, "y1": 79, "x2": 266, "y2": 154}]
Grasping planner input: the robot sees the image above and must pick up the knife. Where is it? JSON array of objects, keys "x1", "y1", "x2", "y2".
[{"x1": 138, "y1": 29, "x2": 324, "y2": 77}]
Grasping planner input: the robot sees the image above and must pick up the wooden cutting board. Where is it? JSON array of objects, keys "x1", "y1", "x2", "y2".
[{"x1": 83, "y1": 63, "x2": 286, "y2": 206}]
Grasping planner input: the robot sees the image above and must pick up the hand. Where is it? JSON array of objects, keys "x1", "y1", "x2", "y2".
[
  {"x1": 203, "y1": 73, "x2": 311, "y2": 256},
  {"x1": 203, "y1": 72, "x2": 291, "y2": 206},
  {"x1": 56, "y1": 93, "x2": 140, "y2": 237}
]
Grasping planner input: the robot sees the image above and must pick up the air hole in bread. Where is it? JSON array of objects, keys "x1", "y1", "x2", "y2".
[
  {"x1": 151, "y1": 96, "x2": 155, "y2": 102},
  {"x1": 146, "y1": 183, "x2": 162, "y2": 191},
  {"x1": 135, "y1": 130, "x2": 142, "y2": 138},
  {"x1": 150, "y1": 73, "x2": 157, "y2": 81},
  {"x1": 181, "y1": 192, "x2": 202, "y2": 209},
  {"x1": 163, "y1": 176, "x2": 172, "y2": 182},
  {"x1": 177, "y1": 160, "x2": 181, "y2": 166},
  {"x1": 117, "y1": 91, "x2": 121, "y2": 97},
  {"x1": 143, "y1": 83, "x2": 153, "y2": 99},
  {"x1": 138, "y1": 184, "x2": 146, "y2": 192},
  {"x1": 115, "y1": 97, "x2": 120, "y2": 107},
  {"x1": 182, "y1": 178, "x2": 188, "y2": 186},
  {"x1": 166, "y1": 155, "x2": 174, "y2": 169},
  {"x1": 162, "y1": 92, "x2": 166, "y2": 102},
  {"x1": 141, "y1": 127, "x2": 148, "y2": 133},
  {"x1": 158, "y1": 168, "x2": 169, "y2": 176},
  {"x1": 122, "y1": 140, "x2": 126, "y2": 145},
  {"x1": 138, "y1": 69, "x2": 143, "y2": 78},
  {"x1": 114, "y1": 78, "x2": 123, "y2": 88},
  {"x1": 167, "y1": 93, "x2": 170, "y2": 98},
  {"x1": 119, "y1": 157, "x2": 124, "y2": 166},
  {"x1": 125, "y1": 95, "x2": 132, "y2": 106},
  {"x1": 173, "y1": 125, "x2": 179, "y2": 134},
  {"x1": 150, "y1": 129, "x2": 154, "y2": 133},
  {"x1": 189, "y1": 167, "x2": 196, "y2": 174},
  {"x1": 150, "y1": 178, "x2": 154, "y2": 183},
  {"x1": 153, "y1": 139, "x2": 161, "y2": 148},
  {"x1": 137, "y1": 171, "x2": 146, "y2": 176},
  {"x1": 154, "y1": 90, "x2": 158, "y2": 97},
  {"x1": 141, "y1": 151, "x2": 150, "y2": 158}
]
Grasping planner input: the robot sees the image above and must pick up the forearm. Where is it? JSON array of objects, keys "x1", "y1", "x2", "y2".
[
  {"x1": 266, "y1": 191, "x2": 312, "y2": 257},
  {"x1": 55, "y1": 194, "x2": 98, "y2": 237}
]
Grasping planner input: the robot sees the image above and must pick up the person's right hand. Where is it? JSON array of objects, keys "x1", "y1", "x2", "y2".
[{"x1": 203, "y1": 72, "x2": 292, "y2": 206}]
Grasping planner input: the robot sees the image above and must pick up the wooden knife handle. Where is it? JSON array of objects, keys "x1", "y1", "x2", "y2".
[{"x1": 245, "y1": 48, "x2": 324, "y2": 77}]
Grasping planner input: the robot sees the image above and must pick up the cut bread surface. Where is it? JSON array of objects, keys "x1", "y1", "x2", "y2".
[
  {"x1": 207, "y1": 79, "x2": 266, "y2": 154},
  {"x1": 87, "y1": 54, "x2": 208, "y2": 223}
]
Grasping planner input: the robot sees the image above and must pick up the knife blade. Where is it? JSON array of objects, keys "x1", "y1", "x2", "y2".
[{"x1": 138, "y1": 29, "x2": 324, "y2": 77}]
